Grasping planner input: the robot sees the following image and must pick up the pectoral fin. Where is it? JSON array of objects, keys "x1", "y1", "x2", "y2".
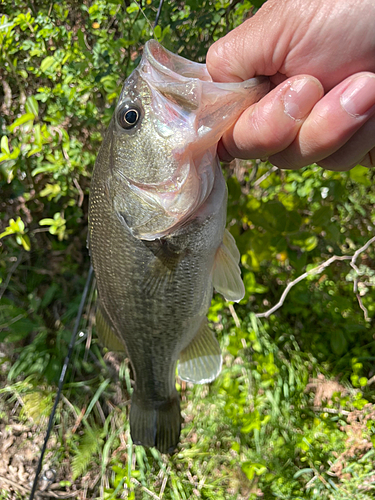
[
  {"x1": 212, "y1": 229, "x2": 245, "y2": 302},
  {"x1": 144, "y1": 239, "x2": 184, "y2": 296},
  {"x1": 178, "y1": 319, "x2": 222, "y2": 384},
  {"x1": 96, "y1": 306, "x2": 126, "y2": 352}
]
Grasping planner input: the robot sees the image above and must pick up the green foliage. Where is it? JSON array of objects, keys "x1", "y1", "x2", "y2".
[
  {"x1": 71, "y1": 426, "x2": 104, "y2": 480},
  {"x1": 1, "y1": 1, "x2": 375, "y2": 499}
]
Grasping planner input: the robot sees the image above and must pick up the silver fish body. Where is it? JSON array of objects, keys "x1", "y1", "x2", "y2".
[{"x1": 88, "y1": 40, "x2": 269, "y2": 453}]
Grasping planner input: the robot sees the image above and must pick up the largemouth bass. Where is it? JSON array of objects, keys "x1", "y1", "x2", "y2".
[{"x1": 88, "y1": 40, "x2": 269, "y2": 454}]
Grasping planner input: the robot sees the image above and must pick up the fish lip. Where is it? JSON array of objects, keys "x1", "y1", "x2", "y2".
[
  {"x1": 142, "y1": 39, "x2": 270, "y2": 91},
  {"x1": 142, "y1": 39, "x2": 211, "y2": 83}
]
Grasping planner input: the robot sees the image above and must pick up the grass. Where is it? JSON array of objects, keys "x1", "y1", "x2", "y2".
[{"x1": 1, "y1": 310, "x2": 375, "y2": 499}]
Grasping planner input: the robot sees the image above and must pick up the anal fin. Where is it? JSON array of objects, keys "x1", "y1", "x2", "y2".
[
  {"x1": 96, "y1": 306, "x2": 126, "y2": 352},
  {"x1": 212, "y1": 228, "x2": 245, "y2": 302},
  {"x1": 178, "y1": 319, "x2": 222, "y2": 384}
]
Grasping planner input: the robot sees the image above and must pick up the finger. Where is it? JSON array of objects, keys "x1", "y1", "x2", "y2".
[
  {"x1": 218, "y1": 75, "x2": 324, "y2": 162},
  {"x1": 317, "y1": 115, "x2": 375, "y2": 170},
  {"x1": 206, "y1": 0, "x2": 296, "y2": 82},
  {"x1": 269, "y1": 72, "x2": 375, "y2": 169}
]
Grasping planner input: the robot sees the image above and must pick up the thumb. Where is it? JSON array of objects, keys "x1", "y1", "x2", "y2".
[{"x1": 206, "y1": 0, "x2": 298, "y2": 83}]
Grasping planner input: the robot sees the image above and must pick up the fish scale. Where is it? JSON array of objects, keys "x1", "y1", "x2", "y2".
[{"x1": 88, "y1": 40, "x2": 269, "y2": 453}]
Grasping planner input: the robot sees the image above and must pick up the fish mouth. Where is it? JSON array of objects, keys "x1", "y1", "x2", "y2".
[
  {"x1": 142, "y1": 39, "x2": 212, "y2": 84},
  {"x1": 122, "y1": 40, "x2": 270, "y2": 240}
]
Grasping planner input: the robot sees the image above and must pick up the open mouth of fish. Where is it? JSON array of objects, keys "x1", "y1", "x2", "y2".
[{"x1": 118, "y1": 40, "x2": 269, "y2": 240}]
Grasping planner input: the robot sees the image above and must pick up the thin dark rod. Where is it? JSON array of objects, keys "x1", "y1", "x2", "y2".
[
  {"x1": 154, "y1": 0, "x2": 164, "y2": 28},
  {"x1": 29, "y1": 265, "x2": 94, "y2": 500}
]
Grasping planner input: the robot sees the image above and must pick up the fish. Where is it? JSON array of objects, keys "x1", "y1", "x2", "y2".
[{"x1": 88, "y1": 40, "x2": 269, "y2": 454}]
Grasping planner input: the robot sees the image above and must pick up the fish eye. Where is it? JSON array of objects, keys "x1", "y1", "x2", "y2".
[{"x1": 117, "y1": 105, "x2": 142, "y2": 130}]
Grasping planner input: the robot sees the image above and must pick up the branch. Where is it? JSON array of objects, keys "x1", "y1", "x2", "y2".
[
  {"x1": 0, "y1": 475, "x2": 29, "y2": 494},
  {"x1": 253, "y1": 165, "x2": 278, "y2": 188},
  {"x1": 0, "y1": 475, "x2": 80, "y2": 498},
  {"x1": 255, "y1": 235, "x2": 375, "y2": 320}
]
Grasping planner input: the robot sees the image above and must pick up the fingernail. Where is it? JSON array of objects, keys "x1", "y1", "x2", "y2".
[
  {"x1": 283, "y1": 77, "x2": 323, "y2": 120},
  {"x1": 340, "y1": 75, "x2": 375, "y2": 117}
]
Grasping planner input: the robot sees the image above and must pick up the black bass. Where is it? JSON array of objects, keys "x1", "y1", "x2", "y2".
[{"x1": 88, "y1": 40, "x2": 269, "y2": 454}]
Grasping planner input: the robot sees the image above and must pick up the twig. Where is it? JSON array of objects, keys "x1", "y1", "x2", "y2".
[
  {"x1": 130, "y1": 478, "x2": 160, "y2": 499},
  {"x1": 350, "y1": 235, "x2": 375, "y2": 271},
  {"x1": 308, "y1": 406, "x2": 350, "y2": 416},
  {"x1": 253, "y1": 165, "x2": 278, "y2": 187},
  {"x1": 228, "y1": 303, "x2": 240, "y2": 328},
  {"x1": 73, "y1": 178, "x2": 84, "y2": 207},
  {"x1": 71, "y1": 404, "x2": 87, "y2": 434},
  {"x1": 61, "y1": 394, "x2": 79, "y2": 419},
  {"x1": 0, "y1": 475, "x2": 30, "y2": 494},
  {"x1": 350, "y1": 235, "x2": 375, "y2": 308},
  {"x1": 36, "y1": 491, "x2": 81, "y2": 498},
  {"x1": 255, "y1": 255, "x2": 351, "y2": 318},
  {"x1": 356, "y1": 293, "x2": 370, "y2": 322},
  {"x1": 256, "y1": 235, "x2": 375, "y2": 319},
  {"x1": 159, "y1": 466, "x2": 171, "y2": 499},
  {"x1": 0, "y1": 475, "x2": 80, "y2": 499}
]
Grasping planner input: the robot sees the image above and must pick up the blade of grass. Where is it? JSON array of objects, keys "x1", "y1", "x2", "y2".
[{"x1": 83, "y1": 378, "x2": 110, "y2": 421}]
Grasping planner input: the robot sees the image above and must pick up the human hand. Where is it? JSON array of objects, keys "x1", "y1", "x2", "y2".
[{"x1": 206, "y1": 0, "x2": 375, "y2": 170}]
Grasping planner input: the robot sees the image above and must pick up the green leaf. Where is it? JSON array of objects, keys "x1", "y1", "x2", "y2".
[
  {"x1": 25, "y1": 95, "x2": 39, "y2": 117},
  {"x1": 84, "y1": 378, "x2": 111, "y2": 420},
  {"x1": 0, "y1": 217, "x2": 25, "y2": 239},
  {"x1": 0, "y1": 21, "x2": 14, "y2": 30},
  {"x1": 312, "y1": 206, "x2": 333, "y2": 227},
  {"x1": 39, "y1": 183, "x2": 61, "y2": 199},
  {"x1": 72, "y1": 428, "x2": 103, "y2": 480},
  {"x1": 241, "y1": 462, "x2": 267, "y2": 481},
  {"x1": 330, "y1": 331, "x2": 347, "y2": 356},
  {"x1": 126, "y1": 3, "x2": 139, "y2": 14},
  {"x1": 18, "y1": 69, "x2": 28, "y2": 79},
  {"x1": 1, "y1": 136, "x2": 10, "y2": 155},
  {"x1": 289, "y1": 232, "x2": 318, "y2": 252},
  {"x1": 293, "y1": 468, "x2": 314, "y2": 479},
  {"x1": 40, "y1": 56, "x2": 55, "y2": 73},
  {"x1": 27, "y1": 146, "x2": 42, "y2": 157},
  {"x1": 39, "y1": 218, "x2": 55, "y2": 226},
  {"x1": 350, "y1": 164, "x2": 371, "y2": 186},
  {"x1": 249, "y1": 201, "x2": 287, "y2": 233},
  {"x1": 2, "y1": 317, "x2": 36, "y2": 342},
  {"x1": 8, "y1": 112, "x2": 35, "y2": 131},
  {"x1": 154, "y1": 24, "x2": 162, "y2": 41},
  {"x1": 20, "y1": 234, "x2": 31, "y2": 251},
  {"x1": 41, "y1": 283, "x2": 59, "y2": 308}
]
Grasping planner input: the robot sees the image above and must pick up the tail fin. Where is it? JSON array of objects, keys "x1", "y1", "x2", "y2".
[{"x1": 129, "y1": 393, "x2": 181, "y2": 454}]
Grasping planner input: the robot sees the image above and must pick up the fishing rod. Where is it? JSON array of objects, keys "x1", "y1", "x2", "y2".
[
  {"x1": 154, "y1": 0, "x2": 164, "y2": 28},
  {"x1": 29, "y1": 266, "x2": 94, "y2": 500}
]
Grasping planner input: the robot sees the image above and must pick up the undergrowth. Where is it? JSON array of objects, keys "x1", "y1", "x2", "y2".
[{"x1": 1, "y1": 313, "x2": 375, "y2": 499}]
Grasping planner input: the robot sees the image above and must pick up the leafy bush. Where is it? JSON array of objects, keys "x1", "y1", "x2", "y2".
[{"x1": 1, "y1": 1, "x2": 375, "y2": 499}]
